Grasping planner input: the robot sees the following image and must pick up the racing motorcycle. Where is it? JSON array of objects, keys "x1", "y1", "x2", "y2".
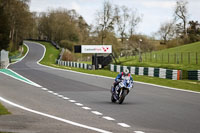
[{"x1": 111, "y1": 76, "x2": 134, "y2": 104}]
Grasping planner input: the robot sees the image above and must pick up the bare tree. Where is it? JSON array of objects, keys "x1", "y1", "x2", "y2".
[
  {"x1": 115, "y1": 6, "x2": 129, "y2": 44},
  {"x1": 157, "y1": 21, "x2": 176, "y2": 44},
  {"x1": 129, "y1": 10, "x2": 142, "y2": 37},
  {"x1": 95, "y1": 1, "x2": 116, "y2": 44},
  {"x1": 174, "y1": 0, "x2": 188, "y2": 36}
]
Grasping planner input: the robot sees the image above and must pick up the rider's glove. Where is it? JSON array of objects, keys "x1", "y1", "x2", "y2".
[{"x1": 117, "y1": 79, "x2": 121, "y2": 82}]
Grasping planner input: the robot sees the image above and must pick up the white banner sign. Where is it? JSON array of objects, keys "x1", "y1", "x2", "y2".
[{"x1": 81, "y1": 45, "x2": 112, "y2": 53}]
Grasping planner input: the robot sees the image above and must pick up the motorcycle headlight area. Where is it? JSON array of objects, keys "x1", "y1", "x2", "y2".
[{"x1": 119, "y1": 82, "x2": 124, "y2": 87}]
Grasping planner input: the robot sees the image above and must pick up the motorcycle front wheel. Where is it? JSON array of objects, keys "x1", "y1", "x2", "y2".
[
  {"x1": 118, "y1": 90, "x2": 128, "y2": 104},
  {"x1": 111, "y1": 94, "x2": 117, "y2": 103}
]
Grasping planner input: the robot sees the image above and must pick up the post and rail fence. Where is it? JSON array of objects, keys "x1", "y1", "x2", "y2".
[{"x1": 127, "y1": 52, "x2": 200, "y2": 65}]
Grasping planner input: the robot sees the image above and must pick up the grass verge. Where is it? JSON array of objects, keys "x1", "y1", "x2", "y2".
[
  {"x1": 22, "y1": 44, "x2": 28, "y2": 57},
  {"x1": 9, "y1": 44, "x2": 28, "y2": 63},
  {"x1": 0, "y1": 102, "x2": 11, "y2": 115},
  {"x1": 36, "y1": 41, "x2": 200, "y2": 92},
  {"x1": 118, "y1": 42, "x2": 200, "y2": 70},
  {"x1": 37, "y1": 41, "x2": 60, "y2": 65}
]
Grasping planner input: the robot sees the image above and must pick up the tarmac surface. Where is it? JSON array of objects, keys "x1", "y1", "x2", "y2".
[{"x1": 0, "y1": 41, "x2": 200, "y2": 133}]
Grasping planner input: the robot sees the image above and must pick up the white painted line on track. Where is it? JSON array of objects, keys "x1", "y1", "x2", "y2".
[
  {"x1": 75, "y1": 103, "x2": 83, "y2": 106},
  {"x1": 0, "y1": 69, "x2": 41, "y2": 88},
  {"x1": 58, "y1": 95, "x2": 64, "y2": 98},
  {"x1": 82, "y1": 107, "x2": 91, "y2": 110},
  {"x1": 53, "y1": 93, "x2": 58, "y2": 95},
  {"x1": 134, "y1": 131, "x2": 145, "y2": 133},
  {"x1": 27, "y1": 42, "x2": 200, "y2": 95},
  {"x1": 41, "y1": 88, "x2": 48, "y2": 91},
  {"x1": 69, "y1": 100, "x2": 76, "y2": 103},
  {"x1": 6, "y1": 42, "x2": 138, "y2": 133},
  {"x1": 92, "y1": 111, "x2": 103, "y2": 116},
  {"x1": 102, "y1": 116, "x2": 115, "y2": 121},
  {"x1": 48, "y1": 91, "x2": 53, "y2": 93},
  {"x1": 63, "y1": 97, "x2": 69, "y2": 100},
  {"x1": 117, "y1": 123, "x2": 131, "y2": 128},
  {"x1": 0, "y1": 96, "x2": 112, "y2": 133}
]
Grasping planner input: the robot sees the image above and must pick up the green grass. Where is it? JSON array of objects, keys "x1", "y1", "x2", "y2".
[
  {"x1": 35, "y1": 41, "x2": 200, "y2": 92},
  {"x1": 0, "y1": 103, "x2": 11, "y2": 115},
  {"x1": 9, "y1": 45, "x2": 28, "y2": 63},
  {"x1": 22, "y1": 44, "x2": 28, "y2": 57},
  {"x1": 37, "y1": 41, "x2": 60, "y2": 65},
  {"x1": 119, "y1": 42, "x2": 200, "y2": 70},
  {"x1": 79, "y1": 61, "x2": 92, "y2": 64}
]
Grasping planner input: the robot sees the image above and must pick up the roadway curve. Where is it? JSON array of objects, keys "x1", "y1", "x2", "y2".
[{"x1": 1, "y1": 41, "x2": 200, "y2": 133}]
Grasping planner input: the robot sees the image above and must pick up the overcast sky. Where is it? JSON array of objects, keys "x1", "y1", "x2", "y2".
[{"x1": 29, "y1": 0, "x2": 200, "y2": 36}]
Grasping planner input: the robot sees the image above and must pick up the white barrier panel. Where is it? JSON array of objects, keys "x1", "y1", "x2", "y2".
[
  {"x1": 172, "y1": 70, "x2": 178, "y2": 80},
  {"x1": 159, "y1": 68, "x2": 166, "y2": 79},
  {"x1": 110, "y1": 64, "x2": 114, "y2": 72},
  {"x1": 77, "y1": 63, "x2": 79, "y2": 68},
  {"x1": 130, "y1": 67, "x2": 135, "y2": 74},
  {"x1": 123, "y1": 66, "x2": 127, "y2": 72},
  {"x1": 148, "y1": 67, "x2": 154, "y2": 77},
  {"x1": 139, "y1": 67, "x2": 144, "y2": 75},
  {"x1": 84, "y1": 64, "x2": 87, "y2": 69},
  {"x1": 117, "y1": 65, "x2": 120, "y2": 73}
]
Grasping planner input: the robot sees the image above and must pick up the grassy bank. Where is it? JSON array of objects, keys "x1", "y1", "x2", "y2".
[
  {"x1": 0, "y1": 103, "x2": 10, "y2": 115},
  {"x1": 37, "y1": 41, "x2": 60, "y2": 66},
  {"x1": 9, "y1": 45, "x2": 28, "y2": 63},
  {"x1": 36, "y1": 41, "x2": 200, "y2": 92},
  {"x1": 119, "y1": 42, "x2": 200, "y2": 70}
]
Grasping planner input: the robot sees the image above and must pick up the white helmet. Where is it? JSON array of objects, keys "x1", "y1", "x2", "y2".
[{"x1": 124, "y1": 69, "x2": 129, "y2": 76}]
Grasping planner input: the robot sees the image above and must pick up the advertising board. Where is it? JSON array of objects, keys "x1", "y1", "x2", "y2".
[{"x1": 81, "y1": 45, "x2": 112, "y2": 53}]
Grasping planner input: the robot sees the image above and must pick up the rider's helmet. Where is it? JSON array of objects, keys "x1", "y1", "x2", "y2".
[{"x1": 123, "y1": 69, "x2": 129, "y2": 76}]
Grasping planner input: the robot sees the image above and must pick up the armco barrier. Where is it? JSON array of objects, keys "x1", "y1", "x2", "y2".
[
  {"x1": 188, "y1": 70, "x2": 200, "y2": 81},
  {"x1": 110, "y1": 64, "x2": 182, "y2": 80},
  {"x1": 56, "y1": 60, "x2": 93, "y2": 70},
  {"x1": 56, "y1": 60, "x2": 184, "y2": 80}
]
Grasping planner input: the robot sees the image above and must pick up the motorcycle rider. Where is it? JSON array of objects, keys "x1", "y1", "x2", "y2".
[{"x1": 112, "y1": 69, "x2": 133, "y2": 93}]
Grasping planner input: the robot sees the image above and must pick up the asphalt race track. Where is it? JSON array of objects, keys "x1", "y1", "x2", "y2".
[{"x1": 0, "y1": 41, "x2": 200, "y2": 133}]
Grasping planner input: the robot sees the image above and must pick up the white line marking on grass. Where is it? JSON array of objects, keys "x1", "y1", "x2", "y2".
[
  {"x1": 69, "y1": 100, "x2": 76, "y2": 103},
  {"x1": 0, "y1": 96, "x2": 112, "y2": 133},
  {"x1": 82, "y1": 107, "x2": 91, "y2": 110},
  {"x1": 117, "y1": 123, "x2": 130, "y2": 128},
  {"x1": 91, "y1": 111, "x2": 103, "y2": 116},
  {"x1": 75, "y1": 103, "x2": 83, "y2": 106},
  {"x1": 102, "y1": 116, "x2": 115, "y2": 121}
]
